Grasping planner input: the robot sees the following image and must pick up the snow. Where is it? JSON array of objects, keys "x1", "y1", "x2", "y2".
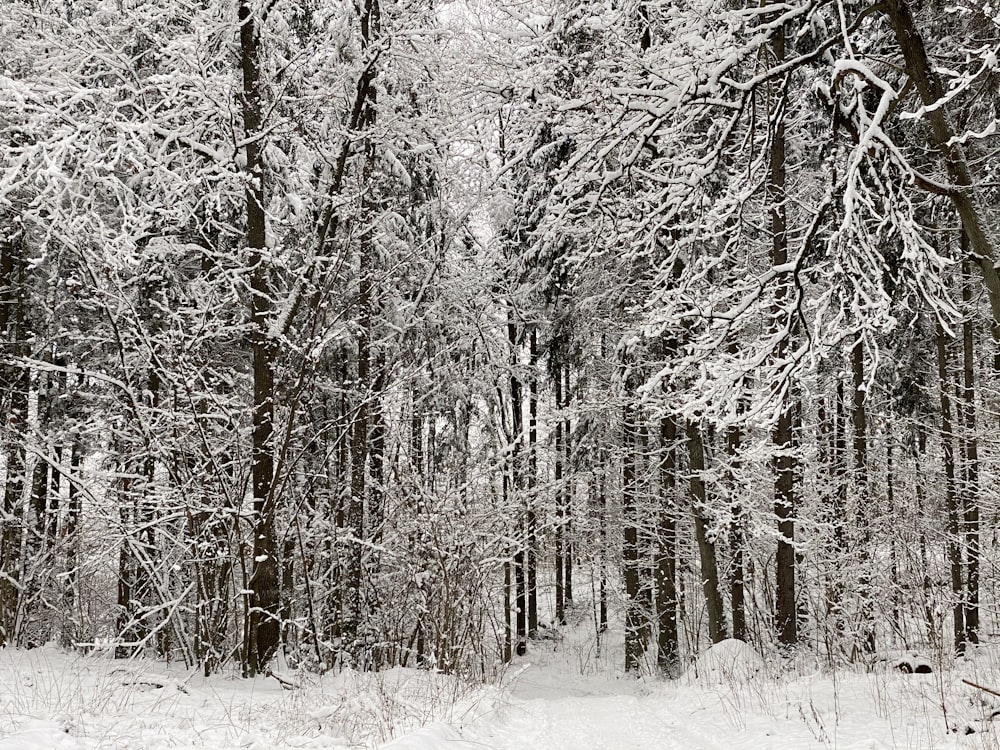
[
  {"x1": 3, "y1": 633, "x2": 1000, "y2": 748},
  {"x1": 0, "y1": 719, "x2": 78, "y2": 749},
  {"x1": 379, "y1": 725, "x2": 475, "y2": 749},
  {"x1": 684, "y1": 637, "x2": 765, "y2": 684}
]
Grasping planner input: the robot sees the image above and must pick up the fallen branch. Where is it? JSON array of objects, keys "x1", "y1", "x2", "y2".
[
  {"x1": 266, "y1": 669, "x2": 300, "y2": 690},
  {"x1": 962, "y1": 679, "x2": 1000, "y2": 699},
  {"x1": 122, "y1": 675, "x2": 190, "y2": 694}
]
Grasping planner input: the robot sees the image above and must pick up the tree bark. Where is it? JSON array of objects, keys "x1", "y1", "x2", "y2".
[
  {"x1": 63, "y1": 431, "x2": 82, "y2": 647},
  {"x1": 769, "y1": 14, "x2": 797, "y2": 650},
  {"x1": 936, "y1": 321, "x2": 965, "y2": 654},
  {"x1": 959, "y1": 253, "x2": 979, "y2": 647},
  {"x1": 0, "y1": 230, "x2": 27, "y2": 647},
  {"x1": 851, "y1": 335, "x2": 875, "y2": 655},
  {"x1": 727, "y1": 415, "x2": 746, "y2": 643},
  {"x1": 507, "y1": 313, "x2": 527, "y2": 654},
  {"x1": 623, "y1": 398, "x2": 644, "y2": 671},
  {"x1": 562, "y1": 363, "x2": 573, "y2": 608},
  {"x1": 239, "y1": 0, "x2": 279, "y2": 675},
  {"x1": 657, "y1": 413, "x2": 680, "y2": 675},
  {"x1": 686, "y1": 420, "x2": 727, "y2": 644},
  {"x1": 555, "y1": 358, "x2": 565, "y2": 626},
  {"x1": 913, "y1": 426, "x2": 935, "y2": 642},
  {"x1": 23, "y1": 364, "x2": 52, "y2": 645},
  {"x1": 527, "y1": 328, "x2": 538, "y2": 635}
]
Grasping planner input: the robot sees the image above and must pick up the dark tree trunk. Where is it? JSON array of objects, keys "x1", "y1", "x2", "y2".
[
  {"x1": 936, "y1": 322, "x2": 965, "y2": 654},
  {"x1": 527, "y1": 328, "x2": 538, "y2": 636},
  {"x1": 507, "y1": 313, "x2": 526, "y2": 654},
  {"x1": 598, "y1": 455, "x2": 608, "y2": 635},
  {"x1": 851, "y1": 336, "x2": 874, "y2": 655},
  {"x1": 622, "y1": 399, "x2": 644, "y2": 672},
  {"x1": 346, "y1": 0, "x2": 382, "y2": 668},
  {"x1": 914, "y1": 426, "x2": 935, "y2": 642},
  {"x1": 656, "y1": 413, "x2": 680, "y2": 676},
  {"x1": 773, "y1": 406, "x2": 797, "y2": 650},
  {"x1": 637, "y1": 419, "x2": 653, "y2": 650},
  {"x1": 887, "y1": 441, "x2": 901, "y2": 640},
  {"x1": 554, "y1": 359, "x2": 566, "y2": 626},
  {"x1": 686, "y1": 420, "x2": 727, "y2": 644},
  {"x1": 562, "y1": 363, "x2": 573, "y2": 607},
  {"x1": 28, "y1": 369, "x2": 51, "y2": 542},
  {"x1": 63, "y1": 432, "x2": 82, "y2": 646},
  {"x1": 727, "y1": 415, "x2": 746, "y2": 643},
  {"x1": 239, "y1": 0, "x2": 279, "y2": 675},
  {"x1": 23, "y1": 364, "x2": 53, "y2": 645},
  {"x1": 503, "y1": 484, "x2": 512, "y2": 664},
  {"x1": 959, "y1": 253, "x2": 980, "y2": 647},
  {"x1": 0, "y1": 231, "x2": 27, "y2": 647},
  {"x1": 768, "y1": 13, "x2": 797, "y2": 650}
]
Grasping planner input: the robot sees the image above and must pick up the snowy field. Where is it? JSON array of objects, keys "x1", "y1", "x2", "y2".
[{"x1": 4, "y1": 629, "x2": 1000, "y2": 749}]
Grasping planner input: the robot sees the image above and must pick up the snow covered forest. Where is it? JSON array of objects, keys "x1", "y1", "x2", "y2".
[{"x1": 4, "y1": 0, "x2": 1000, "y2": 701}]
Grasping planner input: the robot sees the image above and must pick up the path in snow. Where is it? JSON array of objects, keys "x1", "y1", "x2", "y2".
[
  {"x1": 462, "y1": 693, "x2": 725, "y2": 750},
  {"x1": 381, "y1": 640, "x2": 988, "y2": 750},
  {"x1": 381, "y1": 655, "x2": 729, "y2": 750}
]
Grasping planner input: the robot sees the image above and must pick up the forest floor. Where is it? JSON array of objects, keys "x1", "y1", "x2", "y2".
[{"x1": 3, "y1": 618, "x2": 1000, "y2": 749}]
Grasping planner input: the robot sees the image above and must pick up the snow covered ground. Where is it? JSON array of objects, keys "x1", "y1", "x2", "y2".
[{"x1": 4, "y1": 627, "x2": 1000, "y2": 749}]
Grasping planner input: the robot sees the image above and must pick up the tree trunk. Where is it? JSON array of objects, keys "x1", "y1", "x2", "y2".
[
  {"x1": 23, "y1": 364, "x2": 53, "y2": 646},
  {"x1": 503, "y1": 539, "x2": 512, "y2": 662},
  {"x1": 727, "y1": 415, "x2": 746, "y2": 643},
  {"x1": 527, "y1": 328, "x2": 538, "y2": 636},
  {"x1": 0, "y1": 227, "x2": 28, "y2": 647},
  {"x1": 936, "y1": 321, "x2": 965, "y2": 655},
  {"x1": 623, "y1": 398, "x2": 644, "y2": 672},
  {"x1": 686, "y1": 420, "x2": 727, "y2": 644},
  {"x1": 63, "y1": 431, "x2": 82, "y2": 647},
  {"x1": 851, "y1": 335, "x2": 875, "y2": 655},
  {"x1": 555, "y1": 357, "x2": 566, "y2": 626},
  {"x1": 657, "y1": 413, "x2": 680, "y2": 676},
  {"x1": 768, "y1": 12, "x2": 798, "y2": 650},
  {"x1": 887, "y1": 440, "x2": 901, "y2": 641},
  {"x1": 507, "y1": 313, "x2": 526, "y2": 654},
  {"x1": 959, "y1": 253, "x2": 980, "y2": 647},
  {"x1": 816, "y1": 393, "x2": 836, "y2": 649},
  {"x1": 562, "y1": 363, "x2": 573, "y2": 608},
  {"x1": 343, "y1": 0, "x2": 383, "y2": 662},
  {"x1": 914, "y1": 426, "x2": 936, "y2": 642},
  {"x1": 598, "y1": 454, "x2": 608, "y2": 635},
  {"x1": 239, "y1": 0, "x2": 279, "y2": 675}
]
